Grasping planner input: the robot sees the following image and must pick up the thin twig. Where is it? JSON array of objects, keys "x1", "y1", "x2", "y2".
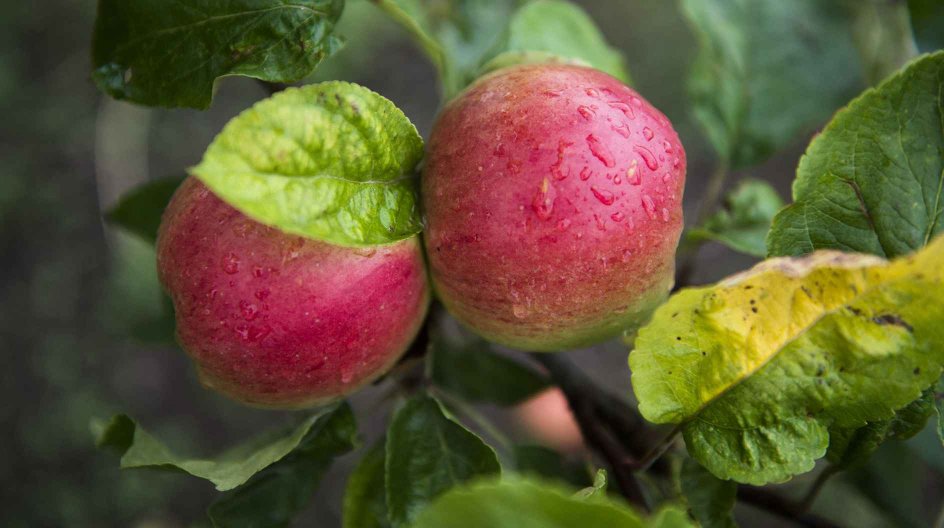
[
  {"x1": 674, "y1": 160, "x2": 729, "y2": 290},
  {"x1": 531, "y1": 353, "x2": 650, "y2": 511},
  {"x1": 738, "y1": 487, "x2": 841, "y2": 528},
  {"x1": 798, "y1": 465, "x2": 840, "y2": 513},
  {"x1": 626, "y1": 425, "x2": 681, "y2": 473}
]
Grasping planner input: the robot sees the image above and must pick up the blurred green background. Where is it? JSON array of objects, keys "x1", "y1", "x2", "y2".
[{"x1": 2, "y1": 1, "x2": 941, "y2": 526}]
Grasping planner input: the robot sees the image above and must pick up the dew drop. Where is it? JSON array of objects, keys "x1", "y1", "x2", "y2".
[
  {"x1": 494, "y1": 143, "x2": 506, "y2": 156},
  {"x1": 239, "y1": 300, "x2": 259, "y2": 321},
  {"x1": 608, "y1": 102, "x2": 635, "y2": 119},
  {"x1": 586, "y1": 134, "x2": 615, "y2": 168},
  {"x1": 579, "y1": 167, "x2": 592, "y2": 181},
  {"x1": 222, "y1": 253, "x2": 240, "y2": 274},
  {"x1": 613, "y1": 174, "x2": 622, "y2": 184},
  {"x1": 642, "y1": 195, "x2": 657, "y2": 220},
  {"x1": 642, "y1": 127, "x2": 654, "y2": 141},
  {"x1": 585, "y1": 88, "x2": 599, "y2": 97},
  {"x1": 672, "y1": 157, "x2": 681, "y2": 168},
  {"x1": 611, "y1": 211, "x2": 625, "y2": 222},
  {"x1": 661, "y1": 207, "x2": 671, "y2": 222},
  {"x1": 252, "y1": 266, "x2": 266, "y2": 278},
  {"x1": 543, "y1": 90, "x2": 562, "y2": 98},
  {"x1": 631, "y1": 96, "x2": 642, "y2": 107},
  {"x1": 551, "y1": 140, "x2": 572, "y2": 180},
  {"x1": 255, "y1": 288, "x2": 270, "y2": 300},
  {"x1": 662, "y1": 140, "x2": 673, "y2": 153},
  {"x1": 590, "y1": 186, "x2": 615, "y2": 206},
  {"x1": 621, "y1": 249, "x2": 634, "y2": 263},
  {"x1": 594, "y1": 214, "x2": 607, "y2": 231},
  {"x1": 557, "y1": 218, "x2": 571, "y2": 231},
  {"x1": 662, "y1": 172, "x2": 673, "y2": 184},
  {"x1": 577, "y1": 105, "x2": 595, "y2": 120},
  {"x1": 531, "y1": 178, "x2": 557, "y2": 220},
  {"x1": 634, "y1": 145, "x2": 659, "y2": 171},
  {"x1": 627, "y1": 159, "x2": 641, "y2": 185},
  {"x1": 341, "y1": 366, "x2": 354, "y2": 384},
  {"x1": 611, "y1": 122, "x2": 631, "y2": 138}
]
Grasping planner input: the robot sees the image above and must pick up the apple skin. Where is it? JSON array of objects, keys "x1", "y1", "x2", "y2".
[
  {"x1": 423, "y1": 64, "x2": 685, "y2": 351},
  {"x1": 157, "y1": 177, "x2": 430, "y2": 408}
]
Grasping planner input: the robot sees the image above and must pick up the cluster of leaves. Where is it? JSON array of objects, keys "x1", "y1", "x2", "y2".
[{"x1": 92, "y1": 0, "x2": 944, "y2": 526}]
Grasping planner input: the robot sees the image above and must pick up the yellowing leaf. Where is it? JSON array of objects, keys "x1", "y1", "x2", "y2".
[{"x1": 630, "y1": 235, "x2": 944, "y2": 484}]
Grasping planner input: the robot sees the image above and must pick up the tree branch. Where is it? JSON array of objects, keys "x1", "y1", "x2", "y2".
[
  {"x1": 531, "y1": 353, "x2": 650, "y2": 510},
  {"x1": 674, "y1": 160, "x2": 729, "y2": 290},
  {"x1": 738, "y1": 487, "x2": 841, "y2": 528}
]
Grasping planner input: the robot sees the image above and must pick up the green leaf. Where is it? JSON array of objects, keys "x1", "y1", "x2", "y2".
[
  {"x1": 630, "y1": 236, "x2": 944, "y2": 484},
  {"x1": 429, "y1": 329, "x2": 549, "y2": 406},
  {"x1": 376, "y1": 0, "x2": 515, "y2": 99},
  {"x1": 92, "y1": 0, "x2": 344, "y2": 110},
  {"x1": 208, "y1": 403, "x2": 358, "y2": 528},
  {"x1": 385, "y1": 393, "x2": 501, "y2": 527},
  {"x1": 767, "y1": 52, "x2": 944, "y2": 259},
  {"x1": 646, "y1": 506, "x2": 698, "y2": 528},
  {"x1": 688, "y1": 179, "x2": 784, "y2": 258},
  {"x1": 512, "y1": 445, "x2": 592, "y2": 488},
  {"x1": 105, "y1": 176, "x2": 184, "y2": 243},
  {"x1": 826, "y1": 385, "x2": 934, "y2": 471},
  {"x1": 499, "y1": 0, "x2": 629, "y2": 83},
  {"x1": 680, "y1": 0, "x2": 863, "y2": 168},
  {"x1": 680, "y1": 458, "x2": 737, "y2": 528},
  {"x1": 908, "y1": 0, "x2": 944, "y2": 53},
  {"x1": 573, "y1": 469, "x2": 607, "y2": 501},
  {"x1": 191, "y1": 82, "x2": 424, "y2": 247},
  {"x1": 409, "y1": 477, "x2": 645, "y2": 528},
  {"x1": 96, "y1": 403, "x2": 351, "y2": 491},
  {"x1": 847, "y1": 0, "x2": 918, "y2": 86},
  {"x1": 343, "y1": 441, "x2": 391, "y2": 528}
]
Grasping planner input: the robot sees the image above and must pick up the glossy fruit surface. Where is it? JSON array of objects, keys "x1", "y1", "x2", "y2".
[
  {"x1": 423, "y1": 64, "x2": 685, "y2": 351},
  {"x1": 158, "y1": 177, "x2": 429, "y2": 408}
]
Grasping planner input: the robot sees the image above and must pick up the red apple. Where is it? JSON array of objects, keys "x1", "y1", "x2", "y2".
[
  {"x1": 423, "y1": 64, "x2": 685, "y2": 351},
  {"x1": 157, "y1": 177, "x2": 430, "y2": 408}
]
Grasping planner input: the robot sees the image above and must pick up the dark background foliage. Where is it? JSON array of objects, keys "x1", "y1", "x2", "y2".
[{"x1": 2, "y1": 1, "x2": 941, "y2": 526}]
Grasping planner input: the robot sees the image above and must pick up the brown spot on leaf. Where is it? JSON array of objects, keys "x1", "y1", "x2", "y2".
[{"x1": 872, "y1": 313, "x2": 913, "y2": 332}]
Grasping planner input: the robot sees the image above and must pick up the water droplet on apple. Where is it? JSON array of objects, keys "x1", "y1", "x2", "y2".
[
  {"x1": 239, "y1": 300, "x2": 258, "y2": 321},
  {"x1": 557, "y1": 218, "x2": 571, "y2": 231},
  {"x1": 590, "y1": 186, "x2": 615, "y2": 205},
  {"x1": 634, "y1": 145, "x2": 659, "y2": 171},
  {"x1": 531, "y1": 178, "x2": 556, "y2": 220},
  {"x1": 627, "y1": 159, "x2": 641, "y2": 185},
  {"x1": 642, "y1": 127, "x2": 654, "y2": 141},
  {"x1": 579, "y1": 167, "x2": 592, "y2": 181},
  {"x1": 512, "y1": 304, "x2": 529, "y2": 319},
  {"x1": 222, "y1": 253, "x2": 240, "y2": 274},
  {"x1": 611, "y1": 122, "x2": 631, "y2": 138},
  {"x1": 594, "y1": 214, "x2": 607, "y2": 231},
  {"x1": 642, "y1": 195, "x2": 657, "y2": 219},
  {"x1": 586, "y1": 134, "x2": 615, "y2": 168},
  {"x1": 608, "y1": 102, "x2": 635, "y2": 119},
  {"x1": 577, "y1": 105, "x2": 595, "y2": 120},
  {"x1": 611, "y1": 211, "x2": 625, "y2": 222}
]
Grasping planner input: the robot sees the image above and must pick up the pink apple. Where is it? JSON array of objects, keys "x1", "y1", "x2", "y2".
[
  {"x1": 157, "y1": 177, "x2": 430, "y2": 408},
  {"x1": 423, "y1": 64, "x2": 685, "y2": 351}
]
